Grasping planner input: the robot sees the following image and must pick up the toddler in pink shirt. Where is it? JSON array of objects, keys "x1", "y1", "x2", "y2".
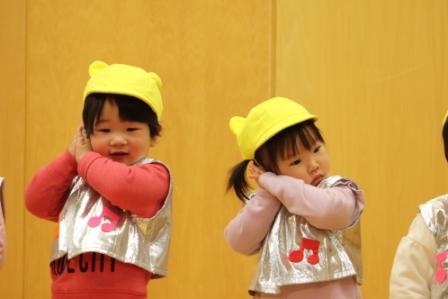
[{"x1": 225, "y1": 97, "x2": 365, "y2": 298}]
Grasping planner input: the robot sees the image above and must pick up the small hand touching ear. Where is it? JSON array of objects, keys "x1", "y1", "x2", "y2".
[
  {"x1": 74, "y1": 124, "x2": 92, "y2": 163},
  {"x1": 68, "y1": 130, "x2": 77, "y2": 158},
  {"x1": 248, "y1": 160, "x2": 266, "y2": 185}
]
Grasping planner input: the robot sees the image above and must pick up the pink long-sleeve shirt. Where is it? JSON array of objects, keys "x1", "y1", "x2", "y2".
[
  {"x1": 224, "y1": 172, "x2": 365, "y2": 299},
  {"x1": 25, "y1": 150, "x2": 170, "y2": 299}
]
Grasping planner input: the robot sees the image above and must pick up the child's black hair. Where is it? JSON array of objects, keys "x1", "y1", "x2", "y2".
[
  {"x1": 443, "y1": 119, "x2": 448, "y2": 162},
  {"x1": 83, "y1": 93, "x2": 161, "y2": 139},
  {"x1": 227, "y1": 119, "x2": 324, "y2": 202}
]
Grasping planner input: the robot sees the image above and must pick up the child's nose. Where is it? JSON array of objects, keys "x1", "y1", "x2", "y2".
[
  {"x1": 309, "y1": 160, "x2": 319, "y2": 172},
  {"x1": 110, "y1": 134, "x2": 127, "y2": 146}
]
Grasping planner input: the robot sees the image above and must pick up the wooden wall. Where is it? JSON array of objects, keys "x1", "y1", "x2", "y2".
[
  {"x1": 0, "y1": 1, "x2": 447, "y2": 298},
  {"x1": 0, "y1": 0, "x2": 27, "y2": 297},
  {"x1": 275, "y1": 1, "x2": 448, "y2": 298},
  {"x1": 0, "y1": 1, "x2": 272, "y2": 298}
]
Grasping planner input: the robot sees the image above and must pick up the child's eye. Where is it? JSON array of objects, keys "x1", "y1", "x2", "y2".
[
  {"x1": 290, "y1": 160, "x2": 301, "y2": 166},
  {"x1": 314, "y1": 146, "x2": 321, "y2": 153},
  {"x1": 98, "y1": 129, "x2": 110, "y2": 133},
  {"x1": 127, "y1": 128, "x2": 139, "y2": 132}
]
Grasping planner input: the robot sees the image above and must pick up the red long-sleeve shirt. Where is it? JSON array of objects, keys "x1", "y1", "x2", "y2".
[{"x1": 25, "y1": 150, "x2": 170, "y2": 299}]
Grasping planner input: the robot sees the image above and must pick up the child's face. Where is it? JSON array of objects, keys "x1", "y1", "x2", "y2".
[
  {"x1": 89, "y1": 100, "x2": 155, "y2": 166},
  {"x1": 276, "y1": 140, "x2": 330, "y2": 186}
]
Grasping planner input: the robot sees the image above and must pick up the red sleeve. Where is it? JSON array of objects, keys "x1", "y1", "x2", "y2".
[
  {"x1": 25, "y1": 150, "x2": 78, "y2": 222},
  {"x1": 77, "y1": 152, "x2": 170, "y2": 218}
]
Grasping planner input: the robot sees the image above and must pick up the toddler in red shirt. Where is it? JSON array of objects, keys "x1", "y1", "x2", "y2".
[{"x1": 25, "y1": 61, "x2": 173, "y2": 299}]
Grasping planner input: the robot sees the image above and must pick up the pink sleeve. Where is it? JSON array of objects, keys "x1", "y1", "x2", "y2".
[
  {"x1": 77, "y1": 152, "x2": 170, "y2": 218},
  {"x1": 24, "y1": 150, "x2": 78, "y2": 222},
  {"x1": 0, "y1": 203, "x2": 5, "y2": 270},
  {"x1": 259, "y1": 173, "x2": 365, "y2": 230},
  {"x1": 224, "y1": 188, "x2": 281, "y2": 256}
]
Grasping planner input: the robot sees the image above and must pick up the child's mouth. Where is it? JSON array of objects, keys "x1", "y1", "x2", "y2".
[
  {"x1": 311, "y1": 175, "x2": 323, "y2": 186},
  {"x1": 110, "y1": 152, "x2": 127, "y2": 156}
]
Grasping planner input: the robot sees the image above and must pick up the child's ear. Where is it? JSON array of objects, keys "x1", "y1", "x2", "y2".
[
  {"x1": 150, "y1": 136, "x2": 159, "y2": 147},
  {"x1": 150, "y1": 125, "x2": 162, "y2": 147}
]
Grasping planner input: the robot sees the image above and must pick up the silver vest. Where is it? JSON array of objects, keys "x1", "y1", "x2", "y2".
[
  {"x1": 249, "y1": 176, "x2": 363, "y2": 294},
  {"x1": 50, "y1": 158, "x2": 173, "y2": 278},
  {"x1": 420, "y1": 195, "x2": 448, "y2": 298}
]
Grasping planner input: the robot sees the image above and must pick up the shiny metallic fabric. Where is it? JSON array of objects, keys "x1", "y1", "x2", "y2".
[
  {"x1": 249, "y1": 176, "x2": 363, "y2": 294},
  {"x1": 50, "y1": 158, "x2": 172, "y2": 278},
  {"x1": 420, "y1": 195, "x2": 448, "y2": 298}
]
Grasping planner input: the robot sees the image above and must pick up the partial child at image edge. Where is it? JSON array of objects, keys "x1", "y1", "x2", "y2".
[
  {"x1": 389, "y1": 110, "x2": 448, "y2": 298},
  {"x1": 0, "y1": 177, "x2": 5, "y2": 270}
]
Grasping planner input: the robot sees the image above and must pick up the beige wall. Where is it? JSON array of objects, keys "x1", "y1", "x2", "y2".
[{"x1": 0, "y1": 1, "x2": 447, "y2": 298}]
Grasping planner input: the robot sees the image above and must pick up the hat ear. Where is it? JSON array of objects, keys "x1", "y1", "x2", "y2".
[
  {"x1": 149, "y1": 72, "x2": 162, "y2": 92},
  {"x1": 229, "y1": 116, "x2": 246, "y2": 136},
  {"x1": 88, "y1": 61, "x2": 109, "y2": 77}
]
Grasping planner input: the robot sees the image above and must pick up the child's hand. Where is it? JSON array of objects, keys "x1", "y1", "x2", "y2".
[
  {"x1": 248, "y1": 161, "x2": 265, "y2": 185},
  {"x1": 74, "y1": 124, "x2": 92, "y2": 163},
  {"x1": 68, "y1": 131, "x2": 77, "y2": 158}
]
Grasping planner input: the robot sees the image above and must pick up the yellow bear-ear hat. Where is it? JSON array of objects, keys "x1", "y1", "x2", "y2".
[
  {"x1": 229, "y1": 97, "x2": 318, "y2": 160},
  {"x1": 83, "y1": 61, "x2": 163, "y2": 120}
]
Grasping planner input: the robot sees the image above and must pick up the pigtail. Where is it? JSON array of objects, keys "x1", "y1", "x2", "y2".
[
  {"x1": 227, "y1": 160, "x2": 251, "y2": 203},
  {"x1": 443, "y1": 120, "x2": 448, "y2": 162}
]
